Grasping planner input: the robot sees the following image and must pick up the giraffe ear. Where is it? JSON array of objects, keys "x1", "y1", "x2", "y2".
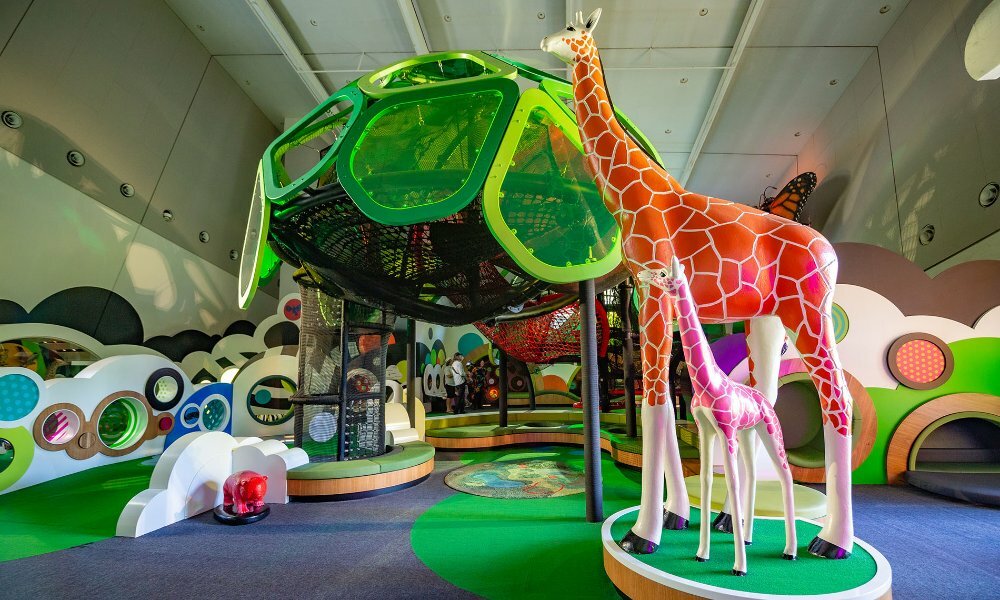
[{"x1": 585, "y1": 8, "x2": 602, "y2": 31}]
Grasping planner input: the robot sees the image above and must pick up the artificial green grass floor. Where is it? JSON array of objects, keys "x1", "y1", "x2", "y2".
[
  {"x1": 0, "y1": 457, "x2": 153, "y2": 562},
  {"x1": 412, "y1": 446, "x2": 877, "y2": 599}
]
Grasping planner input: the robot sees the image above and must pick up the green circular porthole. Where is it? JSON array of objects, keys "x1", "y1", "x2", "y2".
[
  {"x1": 831, "y1": 303, "x2": 849, "y2": 344},
  {"x1": 0, "y1": 438, "x2": 13, "y2": 474},
  {"x1": 97, "y1": 397, "x2": 147, "y2": 450},
  {"x1": 247, "y1": 376, "x2": 296, "y2": 426},
  {"x1": 201, "y1": 397, "x2": 229, "y2": 431}
]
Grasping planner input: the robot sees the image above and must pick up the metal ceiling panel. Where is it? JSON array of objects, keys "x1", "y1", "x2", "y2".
[
  {"x1": 0, "y1": 0, "x2": 209, "y2": 222},
  {"x1": 165, "y1": 0, "x2": 280, "y2": 55},
  {"x1": 749, "y1": 0, "x2": 910, "y2": 47},
  {"x1": 144, "y1": 59, "x2": 277, "y2": 275},
  {"x1": 216, "y1": 54, "x2": 320, "y2": 126},
  {"x1": 0, "y1": 0, "x2": 31, "y2": 53},
  {"x1": 270, "y1": 0, "x2": 414, "y2": 54},
  {"x1": 686, "y1": 153, "x2": 796, "y2": 205},
  {"x1": 702, "y1": 46, "x2": 873, "y2": 156},
  {"x1": 578, "y1": 0, "x2": 751, "y2": 49},
  {"x1": 416, "y1": 0, "x2": 564, "y2": 51},
  {"x1": 306, "y1": 52, "x2": 413, "y2": 91}
]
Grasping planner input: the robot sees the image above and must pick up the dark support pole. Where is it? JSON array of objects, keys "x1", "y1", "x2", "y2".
[
  {"x1": 498, "y1": 348, "x2": 509, "y2": 428},
  {"x1": 620, "y1": 281, "x2": 638, "y2": 438},
  {"x1": 580, "y1": 278, "x2": 603, "y2": 522},
  {"x1": 406, "y1": 319, "x2": 417, "y2": 428},
  {"x1": 528, "y1": 362, "x2": 536, "y2": 410},
  {"x1": 338, "y1": 301, "x2": 350, "y2": 461}
]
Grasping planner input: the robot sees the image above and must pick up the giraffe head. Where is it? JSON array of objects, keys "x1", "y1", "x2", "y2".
[
  {"x1": 638, "y1": 256, "x2": 688, "y2": 295},
  {"x1": 540, "y1": 8, "x2": 602, "y2": 64}
]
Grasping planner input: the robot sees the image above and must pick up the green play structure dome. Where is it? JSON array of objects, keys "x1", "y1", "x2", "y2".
[{"x1": 239, "y1": 51, "x2": 662, "y2": 324}]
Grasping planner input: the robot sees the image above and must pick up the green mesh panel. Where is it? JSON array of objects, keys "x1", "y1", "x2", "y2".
[
  {"x1": 484, "y1": 89, "x2": 622, "y2": 284},
  {"x1": 358, "y1": 51, "x2": 516, "y2": 98},
  {"x1": 339, "y1": 78, "x2": 519, "y2": 225}
]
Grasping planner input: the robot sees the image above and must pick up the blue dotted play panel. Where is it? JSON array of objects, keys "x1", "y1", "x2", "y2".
[{"x1": 0, "y1": 374, "x2": 39, "y2": 422}]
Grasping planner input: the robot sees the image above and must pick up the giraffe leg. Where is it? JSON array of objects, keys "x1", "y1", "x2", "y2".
[
  {"x1": 784, "y1": 311, "x2": 854, "y2": 558},
  {"x1": 737, "y1": 428, "x2": 757, "y2": 545},
  {"x1": 693, "y1": 407, "x2": 715, "y2": 562},
  {"x1": 721, "y1": 437, "x2": 747, "y2": 576},
  {"x1": 755, "y1": 420, "x2": 798, "y2": 559},
  {"x1": 619, "y1": 291, "x2": 669, "y2": 553}
]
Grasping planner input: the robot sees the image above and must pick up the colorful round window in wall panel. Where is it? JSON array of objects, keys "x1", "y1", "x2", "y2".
[
  {"x1": 831, "y1": 303, "x2": 849, "y2": 344},
  {"x1": 887, "y1": 333, "x2": 954, "y2": 390}
]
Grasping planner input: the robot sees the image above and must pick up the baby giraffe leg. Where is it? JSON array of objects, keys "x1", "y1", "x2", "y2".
[
  {"x1": 694, "y1": 409, "x2": 715, "y2": 562},
  {"x1": 756, "y1": 421, "x2": 798, "y2": 559},
  {"x1": 737, "y1": 428, "x2": 757, "y2": 545},
  {"x1": 721, "y1": 438, "x2": 747, "y2": 576}
]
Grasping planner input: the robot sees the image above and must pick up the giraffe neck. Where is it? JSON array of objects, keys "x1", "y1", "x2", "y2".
[
  {"x1": 672, "y1": 279, "x2": 723, "y2": 397},
  {"x1": 572, "y1": 46, "x2": 682, "y2": 214}
]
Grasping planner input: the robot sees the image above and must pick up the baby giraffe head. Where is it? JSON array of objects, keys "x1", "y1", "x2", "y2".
[
  {"x1": 638, "y1": 256, "x2": 687, "y2": 295},
  {"x1": 540, "y1": 8, "x2": 602, "y2": 64}
]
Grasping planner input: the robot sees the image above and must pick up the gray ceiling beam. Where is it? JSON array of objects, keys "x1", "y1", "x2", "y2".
[
  {"x1": 244, "y1": 0, "x2": 329, "y2": 103},
  {"x1": 679, "y1": 0, "x2": 766, "y2": 186}
]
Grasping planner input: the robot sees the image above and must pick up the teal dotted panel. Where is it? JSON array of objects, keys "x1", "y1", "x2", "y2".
[
  {"x1": 0, "y1": 374, "x2": 39, "y2": 421},
  {"x1": 832, "y1": 303, "x2": 849, "y2": 344}
]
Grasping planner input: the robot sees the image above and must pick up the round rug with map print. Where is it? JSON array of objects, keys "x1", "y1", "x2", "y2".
[{"x1": 445, "y1": 459, "x2": 585, "y2": 499}]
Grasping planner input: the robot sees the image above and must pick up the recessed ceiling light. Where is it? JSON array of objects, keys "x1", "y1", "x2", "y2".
[
  {"x1": 794, "y1": 131, "x2": 802, "y2": 137},
  {"x1": 680, "y1": 77, "x2": 688, "y2": 84},
  {"x1": 699, "y1": 8, "x2": 709, "y2": 16},
  {"x1": 537, "y1": 12, "x2": 545, "y2": 20},
  {"x1": 980, "y1": 182, "x2": 998, "y2": 207},
  {"x1": 162, "y1": 210, "x2": 174, "y2": 222},
  {"x1": 443, "y1": 14, "x2": 451, "y2": 22},
  {"x1": 120, "y1": 183, "x2": 135, "y2": 197},
  {"x1": 199, "y1": 231, "x2": 210, "y2": 243},
  {"x1": 766, "y1": 173, "x2": 772, "y2": 178},
  {"x1": 229, "y1": 249, "x2": 240, "y2": 261},
  {"x1": 664, "y1": 129, "x2": 672, "y2": 134},
  {"x1": 918, "y1": 224, "x2": 935, "y2": 245},
  {"x1": 879, "y1": 5, "x2": 891, "y2": 14},
  {"x1": 1, "y1": 110, "x2": 22, "y2": 129},
  {"x1": 829, "y1": 79, "x2": 838, "y2": 86},
  {"x1": 66, "y1": 150, "x2": 85, "y2": 167},
  {"x1": 309, "y1": 19, "x2": 318, "y2": 26},
  {"x1": 197, "y1": 24, "x2": 205, "y2": 32}
]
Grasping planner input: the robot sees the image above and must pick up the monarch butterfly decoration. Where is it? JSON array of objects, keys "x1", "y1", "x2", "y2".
[{"x1": 758, "y1": 172, "x2": 817, "y2": 225}]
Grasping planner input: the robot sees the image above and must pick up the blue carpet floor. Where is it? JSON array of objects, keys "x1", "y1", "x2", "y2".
[{"x1": 0, "y1": 450, "x2": 997, "y2": 599}]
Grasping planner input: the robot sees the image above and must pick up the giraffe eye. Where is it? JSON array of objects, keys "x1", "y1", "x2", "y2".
[{"x1": 566, "y1": 26, "x2": 575, "y2": 31}]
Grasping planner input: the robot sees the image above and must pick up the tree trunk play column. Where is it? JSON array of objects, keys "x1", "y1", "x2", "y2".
[{"x1": 579, "y1": 278, "x2": 603, "y2": 522}]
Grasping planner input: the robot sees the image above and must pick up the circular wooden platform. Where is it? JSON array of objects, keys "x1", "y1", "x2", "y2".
[{"x1": 602, "y1": 506, "x2": 892, "y2": 600}]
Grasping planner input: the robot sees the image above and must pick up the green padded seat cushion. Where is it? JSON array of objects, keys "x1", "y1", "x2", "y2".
[
  {"x1": 426, "y1": 424, "x2": 517, "y2": 438},
  {"x1": 370, "y1": 441, "x2": 435, "y2": 472},
  {"x1": 288, "y1": 459, "x2": 381, "y2": 480}
]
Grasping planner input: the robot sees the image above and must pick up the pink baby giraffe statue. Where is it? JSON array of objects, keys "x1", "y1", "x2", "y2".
[{"x1": 642, "y1": 257, "x2": 797, "y2": 576}]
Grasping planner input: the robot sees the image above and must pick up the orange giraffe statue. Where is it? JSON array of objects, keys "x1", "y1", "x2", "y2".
[{"x1": 542, "y1": 9, "x2": 854, "y2": 559}]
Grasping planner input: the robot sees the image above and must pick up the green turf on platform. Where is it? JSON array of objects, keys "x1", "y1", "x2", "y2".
[
  {"x1": 413, "y1": 446, "x2": 877, "y2": 599},
  {"x1": 0, "y1": 457, "x2": 154, "y2": 562},
  {"x1": 609, "y1": 510, "x2": 876, "y2": 595}
]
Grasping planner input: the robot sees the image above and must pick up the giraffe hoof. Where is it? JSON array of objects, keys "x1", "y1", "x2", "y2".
[
  {"x1": 744, "y1": 540, "x2": 752, "y2": 546},
  {"x1": 619, "y1": 530, "x2": 658, "y2": 555},
  {"x1": 694, "y1": 556, "x2": 708, "y2": 562},
  {"x1": 808, "y1": 536, "x2": 852, "y2": 559},
  {"x1": 712, "y1": 511, "x2": 734, "y2": 533},
  {"x1": 732, "y1": 569, "x2": 747, "y2": 577},
  {"x1": 782, "y1": 553, "x2": 798, "y2": 561},
  {"x1": 663, "y1": 510, "x2": 688, "y2": 530}
]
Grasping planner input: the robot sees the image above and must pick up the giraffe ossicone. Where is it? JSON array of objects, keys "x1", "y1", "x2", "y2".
[{"x1": 542, "y1": 8, "x2": 855, "y2": 559}]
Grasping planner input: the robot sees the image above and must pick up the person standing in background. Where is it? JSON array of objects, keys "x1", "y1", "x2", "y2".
[{"x1": 450, "y1": 352, "x2": 468, "y2": 414}]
